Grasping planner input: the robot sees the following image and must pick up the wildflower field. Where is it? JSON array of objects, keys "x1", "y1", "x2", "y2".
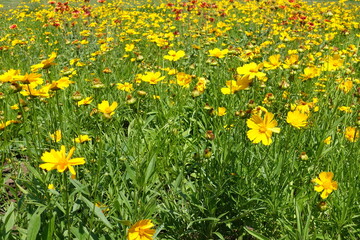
[{"x1": 0, "y1": 0, "x2": 359, "y2": 239}]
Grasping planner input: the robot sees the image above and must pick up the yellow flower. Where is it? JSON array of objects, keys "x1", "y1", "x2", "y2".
[
  {"x1": 338, "y1": 80, "x2": 353, "y2": 93},
  {"x1": 98, "y1": 100, "x2": 118, "y2": 118},
  {"x1": 128, "y1": 219, "x2": 156, "y2": 240},
  {"x1": 11, "y1": 104, "x2": 19, "y2": 110},
  {"x1": 283, "y1": 54, "x2": 299, "y2": 69},
  {"x1": 246, "y1": 112, "x2": 280, "y2": 145},
  {"x1": 221, "y1": 75, "x2": 252, "y2": 95},
  {"x1": 141, "y1": 72, "x2": 165, "y2": 85},
  {"x1": 176, "y1": 72, "x2": 192, "y2": 88},
  {"x1": 77, "y1": 97, "x2": 93, "y2": 106},
  {"x1": 338, "y1": 106, "x2": 352, "y2": 113},
  {"x1": 323, "y1": 136, "x2": 331, "y2": 145},
  {"x1": 237, "y1": 62, "x2": 266, "y2": 80},
  {"x1": 48, "y1": 184, "x2": 55, "y2": 190},
  {"x1": 50, "y1": 130, "x2": 62, "y2": 142},
  {"x1": 322, "y1": 54, "x2": 344, "y2": 71},
  {"x1": 286, "y1": 111, "x2": 309, "y2": 129},
  {"x1": 311, "y1": 172, "x2": 338, "y2": 199},
  {"x1": 125, "y1": 43, "x2": 135, "y2": 52},
  {"x1": 49, "y1": 77, "x2": 74, "y2": 90},
  {"x1": 344, "y1": 127, "x2": 359, "y2": 142},
  {"x1": 0, "y1": 120, "x2": 17, "y2": 130},
  {"x1": 31, "y1": 52, "x2": 57, "y2": 72},
  {"x1": 74, "y1": 135, "x2": 92, "y2": 143},
  {"x1": 13, "y1": 73, "x2": 43, "y2": 85},
  {"x1": 164, "y1": 50, "x2": 185, "y2": 61},
  {"x1": 263, "y1": 54, "x2": 282, "y2": 70},
  {"x1": 216, "y1": 107, "x2": 226, "y2": 116},
  {"x1": 39, "y1": 145, "x2": 85, "y2": 176},
  {"x1": 0, "y1": 69, "x2": 21, "y2": 83},
  {"x1": 300, "y1": 66, "x2": 321, "y2": 80},
  {"x1": 117, "y1": 82, "x2": 134, "y2": 92},
  {"x1": 208, "y1": 48, "x2": 229, "y2": 58}
]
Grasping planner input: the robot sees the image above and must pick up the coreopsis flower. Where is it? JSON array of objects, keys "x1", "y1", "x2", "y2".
[
  {"x1": 0, "y1": 69, "x2": 21, "y2": 83},
  {"x1": 0, "y1": 120, "x2": 18, "y2": 130},
  {"x1": 216, "y1": 107, "x2": 226, "y2": 116},
  {"x1": 221, "y1": 75, "x2": 252, "y2": 94},
  {"x1": 74, "y1": 135, "x2": 92, "y2": 143},
  {"x1": 208, "y1": 48, "x2": 229, "y2": 58},
  {"x1": 13, "y1": 73, "x2": 43, "y2": 85},
  {"x1": 49, "y1": 77, "x2": 74, "y2": 90},
  {"x1": 344, "y1": 126, "x2": 359, "y2": 142},
  {"x1": 164, "y1": 50, "x2": 185, "y2": 61},
  {"x1": 237, "y1": 62, "x2": 266, "y2": 80},
  {"x1": 98, "y1": 100, "x2": 118, "y2": 118},
  {"x1": 291, "y1": 100, "x2": 315, "y2": 114},
  {"x1": 246, "y1": 112, "x2": 280, "y2": 145},
  {"x1": 323, "y1": 136, "x2": 331, "y2": 145},
  {"x1": 283, "y1": 54, "x2": 299, "y2": 69},
  {"x1": 176, "y1": 72, "x2": 192, "y2": 88},
  {"x1": 117, "y1": 82, "x2": 134, "y2": 92},
  {"x1": 193, "y1": 77, "x2": 208, "y2": 94},
  {"x1": 39, "y1": 145, "x2": 85, "y2": 176},
  {"x1": 286, "y1": 110, "x2": 309, "y2": 129},
  {"x1": 300, "y1": 66, "x2": 321, "y2": 80},
  {"x1": 128, "y1": 219, "x2": 156, "y2": 240},
  {"x1": 312, "y1": 172, "x2": 338, "y2": 199},
  {"x1": 141, "y1": 72, "x2": 165, "y2": 85},
  {"x1": 322, "y1": 54, "x2": 344, "y2": 71},
  {"x1": 338, "y1": 106, "x2": 352, "y2": 113},
  {"x1": 125, "y1": 43, "x2": 135, "y2": 52},
  {"x1": 263, "y1": 54, "x2": 282, "y2": 70},
  {"x1": 77, "y1": 97, "x2": 93, "y2": 106},
  {"x1": 31, "y1": 52, "x2": 57, "y2": 72},
  {"x1": 337, "y1": 80, "x2": 353, "y2": 93},
  {"x1": 20, "y1": 84, "x2": 51, "y2": 98},
  {"x1": 50, "y1": 130, "x2": 62, "y2": 142}
]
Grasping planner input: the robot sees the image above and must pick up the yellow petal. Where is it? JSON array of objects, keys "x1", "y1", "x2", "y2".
[{"x1": 68, "y1": 157, "x2": 86, "y2": 165}]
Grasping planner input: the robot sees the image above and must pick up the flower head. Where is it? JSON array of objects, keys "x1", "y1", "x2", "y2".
[
  {"x1": 344, "y1": 127, "x2": 359, "y2": 142},
  {"x1": 164, "y1": 50, "x2": 185, "y2": 61},
  {"x1": 237, "y1": 62, "x2": 266, "y2": 80},
  {"x1": 208, "y1": 48, "x2": 229, "y2": 58},
  {"x1": 128, "y1": 219, "x2": 156, "y2": 240},
  {"x1": 141, "y1": 72, "x2": 165, "y2": 85},
  {"x1": 74, "y1": 135, "x2": 92, "y2": 143},
  {"x1": 312, "y1": 172, "x2": 338, "y2": 199},
  {"x1": 31, "y1": 52, "x2": 57, "y2": 72},
  {"x1": 50, "y1": 130, "x2": 62, "y2": 142},
  {"x1": 98, "y1": 100, "x2": 118, "y2": 118},
  {"x1": 246, "y1": 112, "x2": 280, "y2": 145},
  {"x1": 39, "y1": 145, "x2": 85, "y2": 176},
  {"x1": 286, "y1": 111, "x2": 309, "y2": 129},
  {"x1": 77, "y1": 97, "x2": 93, "y2": 106}
]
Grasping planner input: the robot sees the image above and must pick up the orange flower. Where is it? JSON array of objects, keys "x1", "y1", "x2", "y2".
[
  {"x1": 128, "y1": 219, "x2": 156, "y2": 240},
  {"x1": 312, "y1": 172, "x2": 338, "y2": 199}
]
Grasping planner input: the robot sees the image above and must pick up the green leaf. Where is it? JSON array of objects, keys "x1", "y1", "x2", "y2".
[
  {"x1": 71, "y1": 226, "x2": 93, "y2": 240},
  {"x1": 2, "y1": 202, "x2": 16, "y2": 238},
  {"x1": 145, "y1": 156, "x2": 156, "y2": 184},
  {"x1": 213, "y1": 232, "x2": 225, "y2": 240},
  {"x1": 244, "y1": 227, "x2": 270, "y2": 240},
  {"x1": 80, "y1": 195, "x2": 113, "y2": 230},
  {"x1": 44, "y1": 212, "x2": 56, "y2": 240},
  {"x1": 27, "y1": 206, "x2": 46, "y2": 240}
]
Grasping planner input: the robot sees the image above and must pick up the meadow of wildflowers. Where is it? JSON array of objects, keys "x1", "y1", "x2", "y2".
[{"x1": 0, "y1": 0, "x2": 359, "y2": 239}]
